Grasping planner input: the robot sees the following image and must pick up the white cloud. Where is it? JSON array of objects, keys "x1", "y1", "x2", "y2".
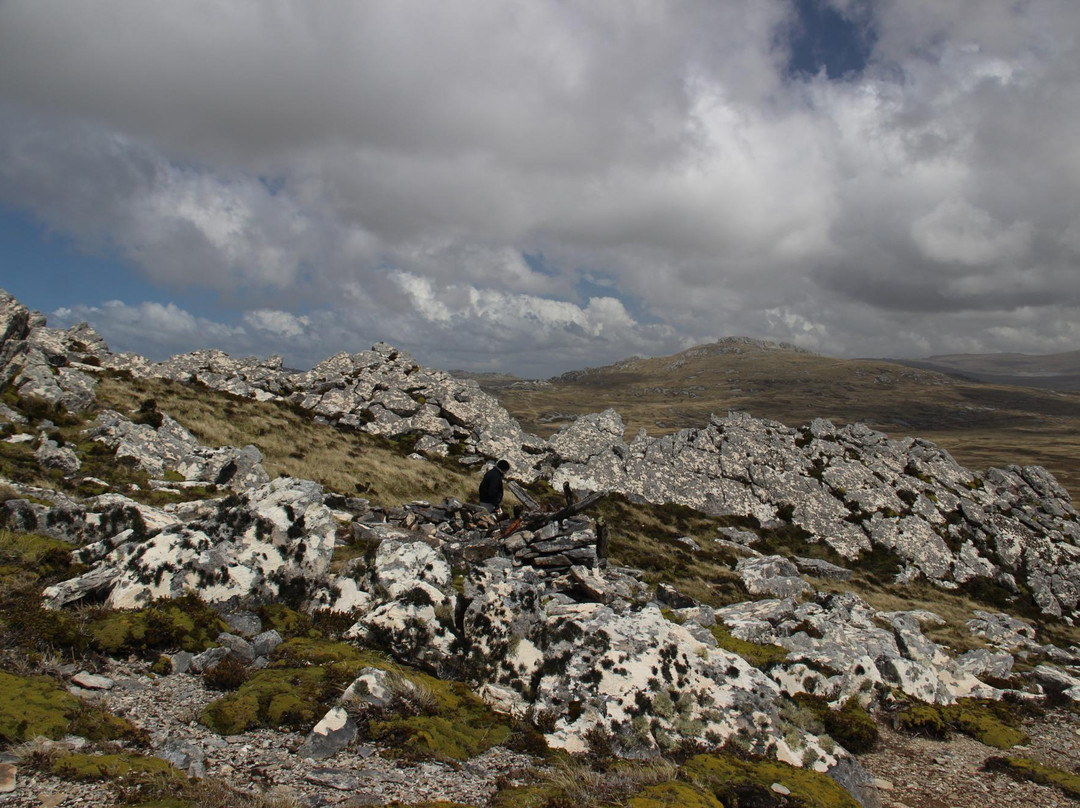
[
  {"x1": 242, "y1": 310, "x2": 310, "y2": 340},
  {"x1": 911, "y1": 198, "x2": 1032, "y2": 266},
  {"x1": 1, "y1": 0, "x2": 1079, "y2": 376}
]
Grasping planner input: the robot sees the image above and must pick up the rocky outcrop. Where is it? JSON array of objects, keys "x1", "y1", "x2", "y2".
[
  {"x1": 85, "y1": 409, "x2": 270, "y2": 490},
  {"x1": 718, "y1": 590, "x2": 1002, "y2": 707},
  {"x1": 104, "y1": 340, "x2": 547, "y2": 482},
  {"x1": 549, "y1": 410, "x2": 1080, "y2": 618},
  {"x1": 0, "y1": 289, "x2": 104, "y2": 412},
  {"x1": 41, "y1": 477, "x2": 336, "y2": 610}
]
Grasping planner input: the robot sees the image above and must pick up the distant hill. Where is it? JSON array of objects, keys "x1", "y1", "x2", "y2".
[
  {"x1": 892, "y1": 349, "x2": 1080, "y2": 391},
  {"x1": 474, "y1": 339, "x2": 1080, "y2": 499}
]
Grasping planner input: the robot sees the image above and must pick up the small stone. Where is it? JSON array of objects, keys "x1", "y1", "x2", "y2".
[
  {"x1": 874, "y1": 777, "x2": 894, "y2": 791},
  {"x1": 771, "y1": 782, "x2": 791, "y2": 796},
  {"x1": 251, "y1": 629, "x2": 283, "y2": 658},
  {"x1": 71, "y1": 672, "x2": 114, "y2": 690},
  {"x1": 216, "y1": 632, "x2": 255, "y2": 664},
  {"x1": 224, "y1": 610, "x2": 263, "y2": 637},
  {"x1": 156, "y1": 738, "x2": 206, "y2": 779},
  {"x1": 297, "y1": 707, "x2": 358, "y2": 760},
  {"x1": 0, "y1": 763, "x2": 14, "y2": 793},
  {"x1": 191, "y1": 646, "x2": 230, "y2": 673},
  {"x1": 171, "y1": 651, "x2": 194, "y2": 674},
  {"x1": 305, "y1": 767, "x2": 365, "y2": 791}
]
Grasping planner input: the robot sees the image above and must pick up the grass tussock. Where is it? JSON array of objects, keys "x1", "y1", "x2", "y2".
[
  {"x1": 595, "y1": 495, "x2": 753, "y2": 608},
  {"x1": 96, "y1": 374, "x2": 478, "y2": 506},
  {"x1": 492, "y1": 758, "x2": 682, "y2": 808}
]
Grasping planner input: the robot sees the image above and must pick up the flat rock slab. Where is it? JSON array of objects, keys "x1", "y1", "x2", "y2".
[{"x1": 71, "y1": 672, "x2": 114, "y2": 690}]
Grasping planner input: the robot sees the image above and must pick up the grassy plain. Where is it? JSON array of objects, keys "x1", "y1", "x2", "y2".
[{"x1": 477, "y1": 342, "x2": 1080, "y2": 499}]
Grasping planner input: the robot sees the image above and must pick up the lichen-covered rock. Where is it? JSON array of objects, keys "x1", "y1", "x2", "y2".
[
  {"x1": 43, "y1": 477, "x2": 335, "y2": 609},
  {"x1": 35, "y1": 438, "x2": 80, "y2": 474},
  {"x1": 550, "y1": 410, "x2": 1080, "y2": 619},
  {"x1": 0, "y1": 298, "x2": 103, "y2": 411},
  {"x1": 736, "y1": 555, "x2": 812, "y2": 598},
  {"x1": 86, "y1": 410, "x2": 270, "y2": 490},
  {"x1": 717, "y1": 592, "x2": 999, "y2": 707}
]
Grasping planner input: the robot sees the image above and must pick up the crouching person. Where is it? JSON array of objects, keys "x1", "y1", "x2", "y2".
[{"x1": 478, "y1": 459, "x2": 510, "y2": 517}]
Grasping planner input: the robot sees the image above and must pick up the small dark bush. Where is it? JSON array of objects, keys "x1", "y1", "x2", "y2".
[{"x1": 202, "y1": 656, "x2": 250, "y2": 691}]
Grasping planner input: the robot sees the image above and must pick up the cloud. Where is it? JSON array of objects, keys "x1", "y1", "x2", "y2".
[
  {"x1": 53, "y1": 300, "x2": 241, "y2": 359},
  {"x1": 911, "y1": 198, "x2": 1032, "y2": 266},
  {"x1": 2, "y1": 0, "x2": 1080, "y2": 376}
]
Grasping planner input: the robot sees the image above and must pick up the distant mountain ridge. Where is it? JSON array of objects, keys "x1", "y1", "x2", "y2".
[
  {"x1": 555, "y1": 337, "x2": 814, "y2": 384},
  {"x1": 480, "y1": 338, "x2": 1080, "y2": 499},
  {"x1": 893, "y1": 349, "x2": 1080, "y2": 391}
]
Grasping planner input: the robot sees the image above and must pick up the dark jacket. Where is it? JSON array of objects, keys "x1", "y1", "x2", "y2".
[{"x1": 478, "y1": 465, "x2": 505, "y2": 507}]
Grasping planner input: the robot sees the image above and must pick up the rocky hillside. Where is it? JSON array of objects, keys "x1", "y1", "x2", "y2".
[
  {"x1": 479, "y1": 340, "x2": 1080, "y2": 500},
  {"x1": 1, "y1": 286, "x2": 1080, "y2": 808}
]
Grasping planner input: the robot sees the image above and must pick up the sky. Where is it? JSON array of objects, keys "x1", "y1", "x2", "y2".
[{"x1": 1, "y1": 0, "x2": 1079, "y2": 378}]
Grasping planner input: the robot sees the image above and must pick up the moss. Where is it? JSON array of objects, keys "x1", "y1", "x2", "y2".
[
  {"x1": 490, "y1": 785, "x2": 557, "y2": 808},
  {"x1": 257, "y1": 602, "x2": 312, "y2": 637},
  {"x1": 50, "y1": 751, "x2": 184, "y2": 784},
  {"x1": 709, "y1": 624, "x2": 788, "y2": 669},
  {"x1": 984, "y1": 756, "x2": 1080, "y2": 799},
  {"x1": 0, "y1": 531, "x2": 73, "y2": 572},
  {"x1": 896, "y1": 698, "x2": 1027, "y2": 748},
  {"x1": 202, "y1": 640, "x2": 389, "y2": 734},
  {"x1": 201, "y1": 666, "x2": 329, "y2": 735},
  {"x1": 369, "y1": 712, "x2": 510, "y2": 760},
  {"x1": 0, "y1": 671, "x2": 80, "y2": 742},
  {"x1": 660, "y1": 609, "x2": 686, "y2": 625},
  {"x1": 627, "y1": 781, "x2": 724, "y2": 807},
  {"x1": 793, "y1": 694, "x2": 878, "y2": 753},
  {"x1": 0, "y1": 671, "x2": 140, "y2": 744},
  {"x1": 87, "y1": 594, "x2": 228, "y2": 656},
  {"x1": 368, "y1": 674, "x2": 512, "y2": 760},
  {"x1": 69, "y1": 702, "x2": 146, "y2": 744},
  {"x1": 684, "y1": 752, "x2": 860, "y2": 808}
]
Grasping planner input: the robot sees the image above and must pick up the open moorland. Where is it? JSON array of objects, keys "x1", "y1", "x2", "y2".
[{"x1": 475, "y1": 339, "x2": 1080, "y2": 500}]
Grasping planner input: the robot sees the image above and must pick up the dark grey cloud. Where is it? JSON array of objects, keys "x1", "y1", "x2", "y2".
[{"x1": 3, "y1": 0, "x2": 1080, "y2": 376}]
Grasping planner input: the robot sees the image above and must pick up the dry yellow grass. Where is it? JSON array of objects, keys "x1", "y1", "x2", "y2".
[{"x1": 95, "y1": 374, "x2": 479, "y2": 507}]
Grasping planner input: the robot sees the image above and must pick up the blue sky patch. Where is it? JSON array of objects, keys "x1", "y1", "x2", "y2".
[{"x1": 786, "y1": 0, "x2": 876, "y2": 80}]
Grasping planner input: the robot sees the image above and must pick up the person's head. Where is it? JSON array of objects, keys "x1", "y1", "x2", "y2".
[{"x1": 496, "y1": 459, "x2": 510, "y2": 472}]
